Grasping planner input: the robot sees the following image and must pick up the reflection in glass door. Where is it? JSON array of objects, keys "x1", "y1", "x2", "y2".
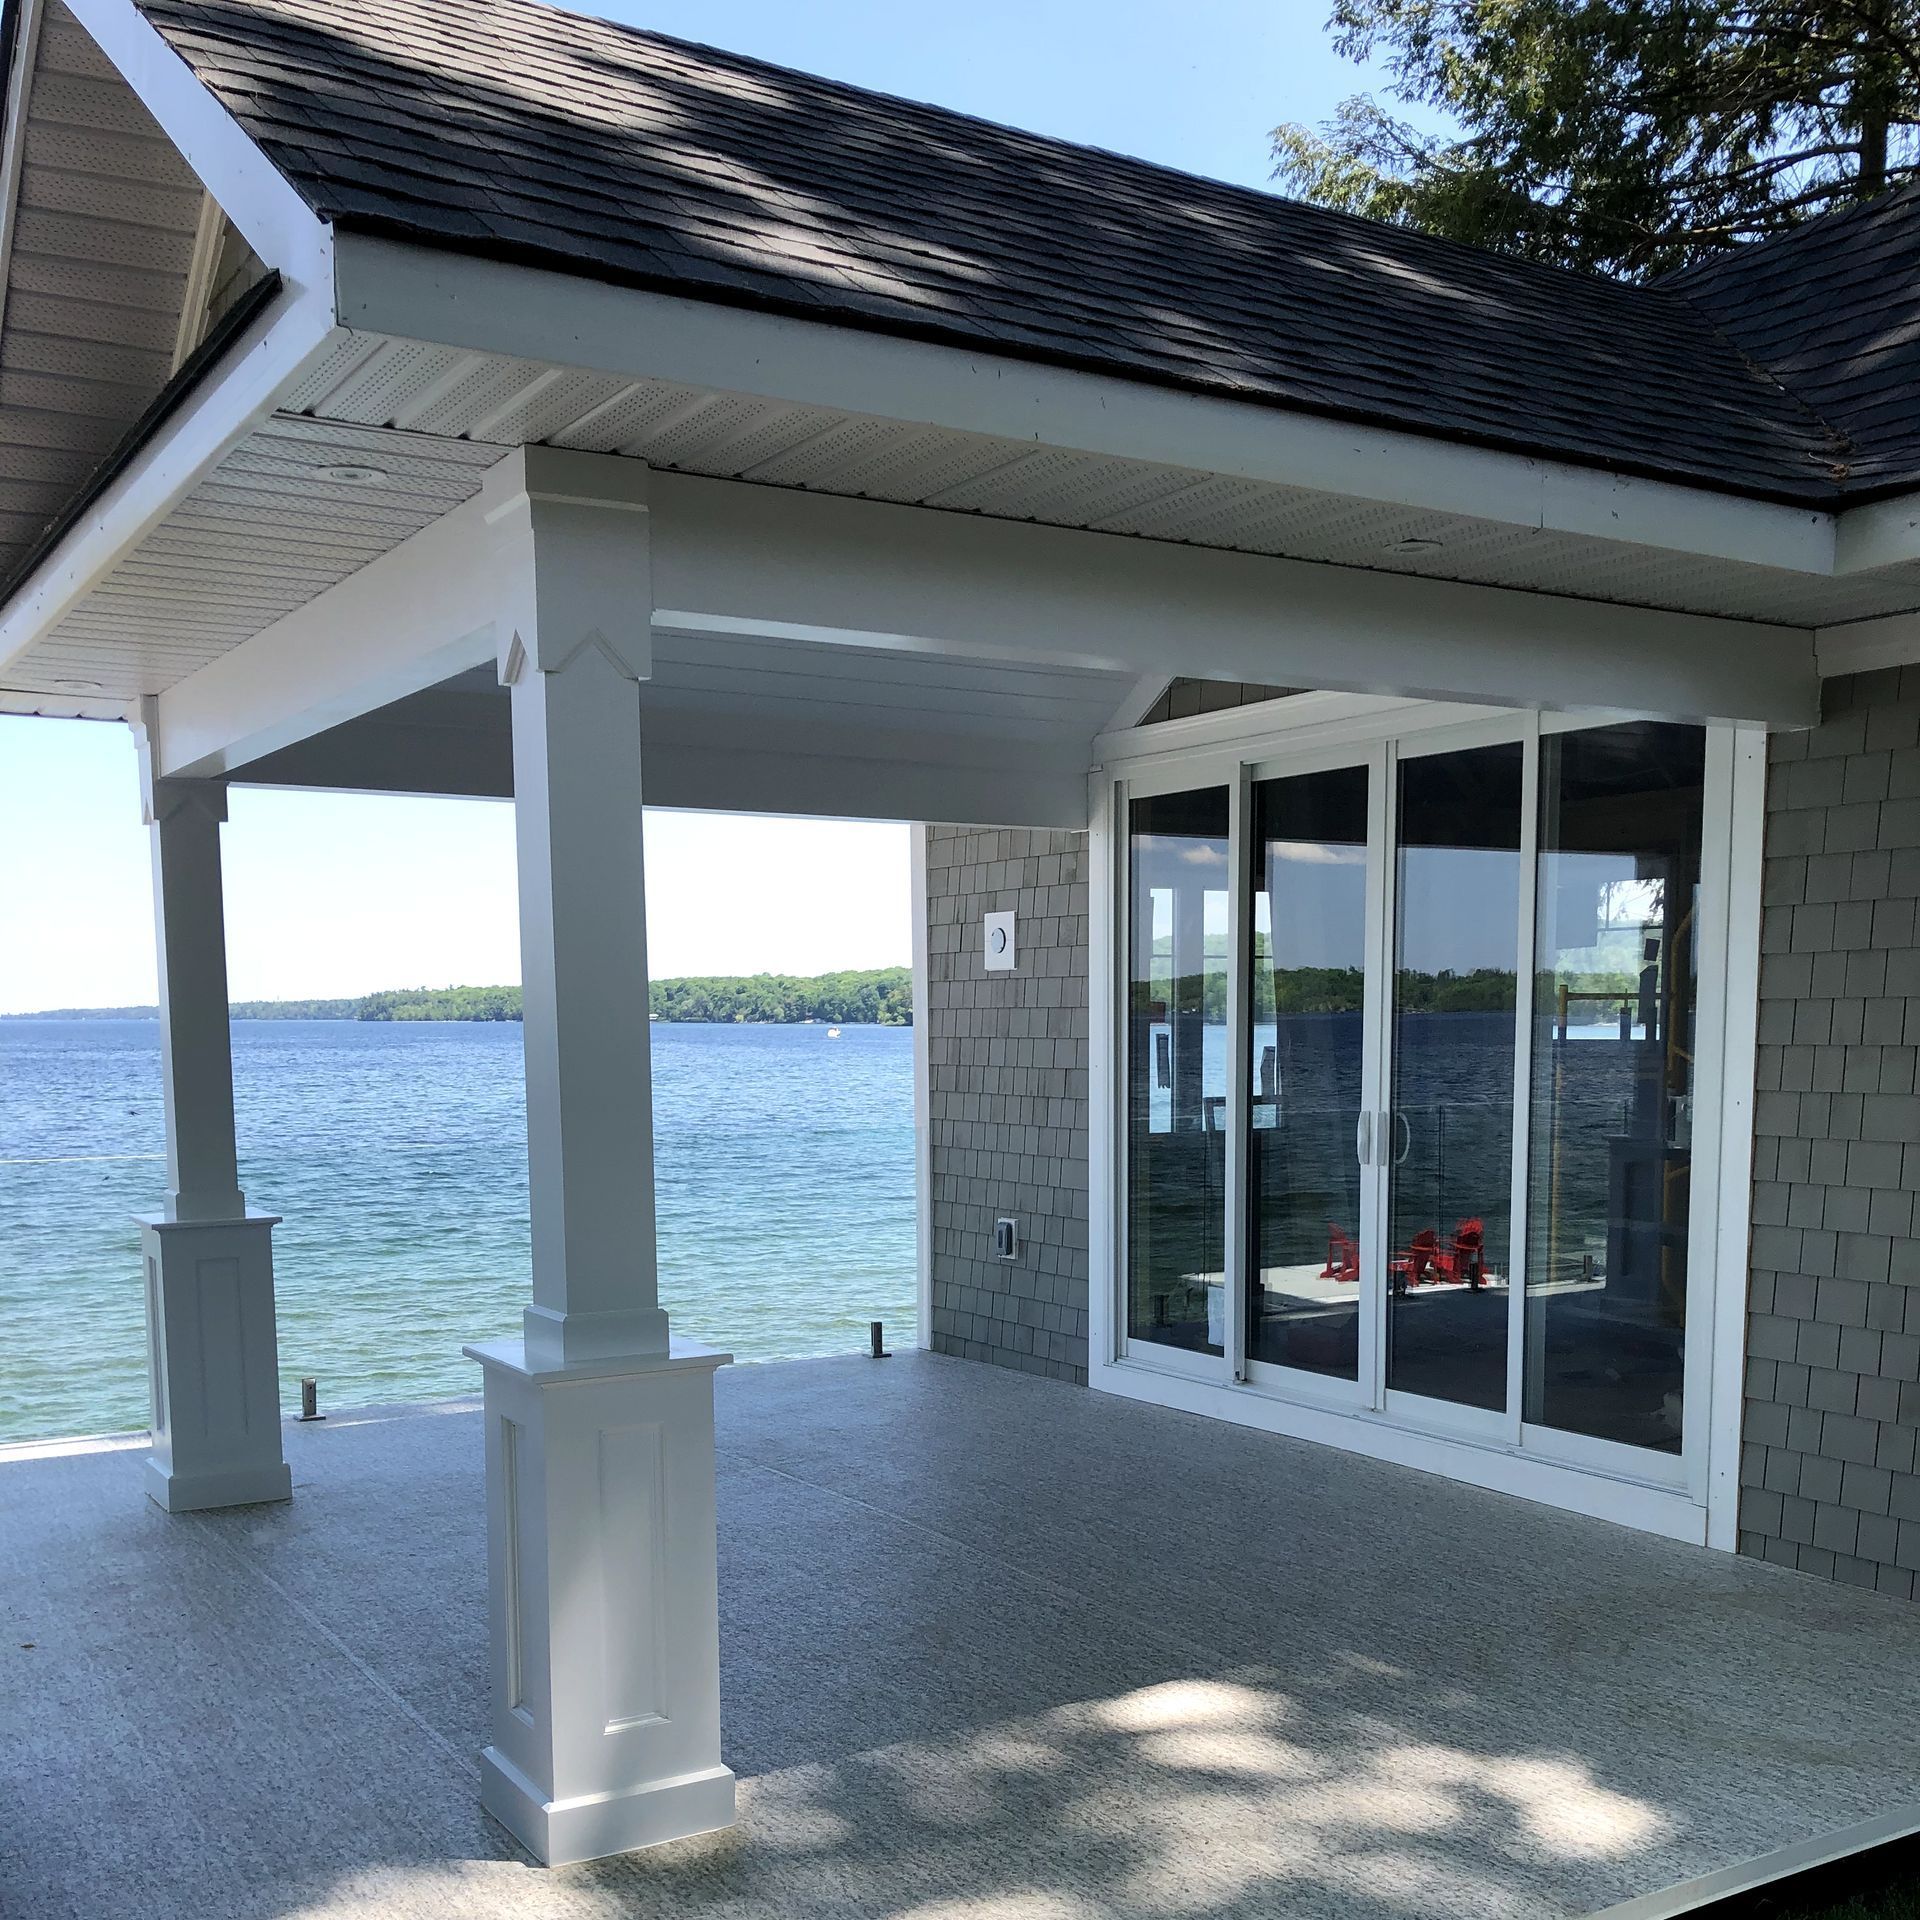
[
  {"x1": 1525, "y1": 722, "x2": 1705, "y2": 1452},
  {"x1": 1385, "y1": 742, "x2": 1524, "y2": 1414},
  {"x1": 1126, "y1": 788, "x2": 1230, "y2": 1355},
  {"x1": 1246, "y1": 763, "x2": 1371, "y2": 1381},
  {"x1": 1120, "y1": 715, "x2": 1715, "y2": 1479}
]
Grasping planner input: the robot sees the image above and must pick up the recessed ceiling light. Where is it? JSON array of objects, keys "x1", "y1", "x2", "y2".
[
  {"x1": 313, "y1": 463, "x2": 389, "y2": 485},
  {"x1": 53, "y1": 677, "x2": 104, "y2": 692},
  {"x1": 1387, "y1": 537, "x2": 1444, "y2": 556}
]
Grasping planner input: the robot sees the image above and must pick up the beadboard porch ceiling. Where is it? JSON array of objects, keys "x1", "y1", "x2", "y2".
[{"x1": 14, "y1": 348, "x2": 1920, "y2": 715}]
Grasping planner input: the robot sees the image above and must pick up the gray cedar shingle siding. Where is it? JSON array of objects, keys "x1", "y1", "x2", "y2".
[
  {"x1": 136, "y1": 0, "x2": 1873, "y2": 502},
  {"x1": 1742, "y1": 667, "x2": 1920, "y2": 1599},
  {"x1": 925, "y1": 826, "x2": 1090, "y2": 1384}
]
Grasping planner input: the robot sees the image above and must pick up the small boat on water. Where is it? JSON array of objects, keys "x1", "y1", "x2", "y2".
[{"x1": 826, "y1": 1026, "x2": 842, "y2": 1038}]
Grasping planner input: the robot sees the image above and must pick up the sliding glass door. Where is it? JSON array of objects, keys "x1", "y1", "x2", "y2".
[
  {"x1": 1383, "y1": 739, "x2": 1524, "y2": 1424},
  {"x1": 1125, "y1": 787, "x2": 1230, "y2": 1359},
  {"x1": 1524, "y1": 722, "x2": 1706, "y2": 1455},
  {"x1": 1245, "y1": 758, "x2": 1378, "y2": 1391},
  {"x1": 1118, "y1": 712, "x2": 1716, "y2": 1484}
]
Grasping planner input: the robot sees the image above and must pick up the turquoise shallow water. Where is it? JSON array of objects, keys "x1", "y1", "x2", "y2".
[{"x1": 0, "y1": 1019, "x2": 916, "y2": 1443}]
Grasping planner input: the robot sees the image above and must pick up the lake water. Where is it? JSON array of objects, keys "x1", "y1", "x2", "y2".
[{"x1": 0, "y1": 1020, "x2": 916, "y2": 1444}]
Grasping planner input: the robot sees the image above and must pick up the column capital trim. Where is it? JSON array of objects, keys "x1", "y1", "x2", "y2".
[{"x1": 499, "y1": 624, "x2": 651, "y2": 686}]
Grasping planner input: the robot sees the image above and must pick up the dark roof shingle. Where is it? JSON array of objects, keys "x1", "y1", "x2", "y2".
[
  {"x1": 135, "y1": 0, "x2": 1884, "y2": 504},
  {"x1": 1668, "y1": 184, "x2": 1920, "y2": 495}
]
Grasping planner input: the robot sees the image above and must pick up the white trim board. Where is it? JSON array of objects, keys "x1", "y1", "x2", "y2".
[{"x1": 911, "y1": 823, "x2": 933, "y2": 1351}]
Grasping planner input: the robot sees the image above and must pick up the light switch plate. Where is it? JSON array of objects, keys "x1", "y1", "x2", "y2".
[{"x1": 983, "y1": 909, "x2": 1016, "y2": 972}]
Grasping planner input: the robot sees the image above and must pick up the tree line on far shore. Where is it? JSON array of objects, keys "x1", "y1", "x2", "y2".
[{"x1": 13, "y1": 967, "x2": 914, "y2": 1027}]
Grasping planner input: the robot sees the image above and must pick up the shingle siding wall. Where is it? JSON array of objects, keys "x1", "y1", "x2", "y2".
[
  {"x1": 1742, "y1": 667, "x2": 1920, "y2": 1599},
  {"x1": 924, "y1": 826, "x2": 1090, "y2": 1384}
]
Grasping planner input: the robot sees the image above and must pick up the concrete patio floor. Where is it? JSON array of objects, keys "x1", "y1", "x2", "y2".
[{"x1": 4, "y1": 1350, "x2": 1918, "y2": 1920}]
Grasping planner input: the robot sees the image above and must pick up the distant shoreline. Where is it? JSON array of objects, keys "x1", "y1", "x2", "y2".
[{"x1": 3, "y1": 968, "x2": 913, "y2": 1028}]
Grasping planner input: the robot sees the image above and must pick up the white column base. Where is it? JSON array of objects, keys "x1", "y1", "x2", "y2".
[
  {"x1": 464, "y1": 1336, "x2": 737, "y2": 1867},
  {"x1": 479, "y1": 1745, "x2": 737, "y2": 1867},
  {"x1": 138, "y1": 1210, "x2": 291, "y2": 1513}
]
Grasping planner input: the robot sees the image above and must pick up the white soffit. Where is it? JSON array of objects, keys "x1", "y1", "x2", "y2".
[{"x1": 6, "y1": 412, "x2": 503, "y2": 695}]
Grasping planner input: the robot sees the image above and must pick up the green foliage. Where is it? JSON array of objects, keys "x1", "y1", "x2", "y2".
[
  {"x1": 6, "y1": 969, "x2": 914, "y2": 1026},
  {"x1": 354, "y1": 971, "x2": 913, "y2": 1025},
  {"x1": 1274, "y1": 2, "x2": 1920, "y2": 277},
  {"x1": 649, "y1": 969, "x2": 913, "y2": 1026},
  {"x1": 232, "y1": 997, "x2": 361, "y2": 1019},
  {"x1": 358, "y1": 986, "x2": 523, "y2": 1022}
]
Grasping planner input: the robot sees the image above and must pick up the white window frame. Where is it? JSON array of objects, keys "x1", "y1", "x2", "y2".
[{"x1": 1087, "y1": 695, "x2": 1761, "y2": 1547}]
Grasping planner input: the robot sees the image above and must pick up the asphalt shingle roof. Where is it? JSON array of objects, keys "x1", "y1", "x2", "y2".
[
  {"x1": 1669, "y1": 184, "x2": 1920, "y2": 496},
  {"x1": 131, "y1": 0, "x2": 1915, "y2": 507}
]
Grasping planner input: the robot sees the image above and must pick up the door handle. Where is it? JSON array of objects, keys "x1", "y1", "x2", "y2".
[
  {"x1": 1392, "y1": 1109, "x2": 1411, "y2": 1165},
  {"x1": 1355, "y1": 1111, "x2": 1372, "y2": 1166}
]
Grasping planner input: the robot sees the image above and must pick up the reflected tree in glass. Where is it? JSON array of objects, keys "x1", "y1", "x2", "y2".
[
  {"x1": 1127, "y1": 789, "x2": 1230, "y2": 1355},
  {"x1": 1525, "y1": 722, "x2": 1705, "y2": 1452}
]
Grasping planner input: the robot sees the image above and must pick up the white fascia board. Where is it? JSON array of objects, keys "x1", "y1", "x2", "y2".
[
  {"x1": 1814, "y1": 610, "x2": 1920, "y2": 678},
  {"x1": 63, "y1": 0, "x2": 330, "y2": 295},
  {"x1": 648, "y1": 472, "x2": 1821, "y2": 729},
  {"x1": 0, "y1": 289, "x2": 340, "y2": 680},
  {"x1": 1832, "y1": 491, "x2": 1920, "y2": 574},
  {"x1": 152, "y1": 487, "x2": 500, "y2": 778},
  {"x1": 332, "y1": 231, "x2": 1836, "y2": 578}
]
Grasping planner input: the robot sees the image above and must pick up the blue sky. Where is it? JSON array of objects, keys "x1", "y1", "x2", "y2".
[{"x1": 0, "y1": 0, "x2": 1400, "y2": 1015}]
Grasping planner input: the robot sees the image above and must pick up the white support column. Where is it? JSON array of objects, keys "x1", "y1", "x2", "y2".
[
  {"x1": 135, "y1": 760, "x2": 289, "y2": 1512},
  {"x1": 465, "y1": 448, "x2": 735, "y2": 1867}
]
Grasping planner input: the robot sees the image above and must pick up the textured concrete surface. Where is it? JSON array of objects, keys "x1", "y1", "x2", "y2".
[
  {"x1": 1746, "y1": 665, "x2": 1920, "y2": 1597},
  {"x1": 925, "y1": 826, "x2": 1090, "y2": 1383},
  {"x1": 4, "y1": 1351, "x2": 1917, "y2": 1920}
]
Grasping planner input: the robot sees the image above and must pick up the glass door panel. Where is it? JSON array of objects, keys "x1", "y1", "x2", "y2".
[
  {"x1": 1385, "y1": 741, "x2": 1523, "y2": 1414},
  {"x1": 1246, "y1": 763, "x2": 1370, "y2": 1381},
  {"x1": 1525, "y1": 722, "x2": 1705, "y2": 1452},
  {"x1": 1127, "y1": 787, "x2": 1230, "y2": 1356}
]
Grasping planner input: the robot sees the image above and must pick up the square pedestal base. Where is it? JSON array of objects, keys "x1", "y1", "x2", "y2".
[
  {"x1": 138, "y1": 1209, "x2": 291, "y2": 1514},
  {"x1": 145, "y1": 1454, "x2": 292, "y2": 1513},
  {"x1": 480, "y1": 1744, "x2": 736, "y2": 1866},
  {"x1": 466, "y1": 1335, "x2": 736, "y2": 1866}
]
